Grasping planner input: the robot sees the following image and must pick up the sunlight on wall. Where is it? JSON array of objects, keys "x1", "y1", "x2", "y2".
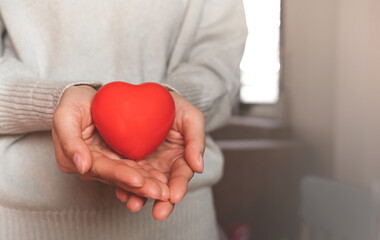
[{"x1": 240, "y1": 0, "x2": 281, "y2": 104}]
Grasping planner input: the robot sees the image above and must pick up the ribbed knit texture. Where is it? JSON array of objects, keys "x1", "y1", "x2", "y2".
[{"x1": 0, "y1": 188, "x2": 219, "y2": 240}]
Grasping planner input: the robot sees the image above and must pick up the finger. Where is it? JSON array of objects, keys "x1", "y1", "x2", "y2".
[
  {"x1": 141, "y1": 163, "x2": 169, "y2": 184},
  {"x1": 157, "y1": 180, "x2": 170, "y2": 201},
  {"x1": 52, "y1": 128, "x2": 77, "y2": 174},
  {"x1": 88, "y1": 158, "x2": 164, "y2": 200},
  {"x1": 152, "y1": 200, "x2": 174, "y2": 221},
  {"x1": 116, "y1": 176, "x2": 166, "y2": 200},
  {"x1": 91, "y1": 156, "x2": 145, "y2": 188},
  {"x1": 182, "y1": 109, "x2": 205, "y2": 173},
  {"x1": 123, "y1": 161, "x2": 169, "y2": 200},
  {"x1": 116, "y1": 187, "x2": 130, "y2": 203},
  {"x1": 53, "y1": 108, "x2": 93, "y2": 174},
  {"x1": 127, "y1": 194, "x2": 147, "y2": 212},
  {"x1": 117, "y1": 179, "x2": 169, "y2": 201},
  {"x1": 168, "y1": 158, "x2": 194, "y2": 203}
]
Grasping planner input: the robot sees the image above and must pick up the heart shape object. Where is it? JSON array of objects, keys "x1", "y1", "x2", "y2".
[{"x1": 91, "y1": 82, "x2": 175, "y2": 160}]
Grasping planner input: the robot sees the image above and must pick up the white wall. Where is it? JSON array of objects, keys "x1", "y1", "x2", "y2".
[
  {"x1": 334, "y1": 0, "x2": 380, "y2": 186},
  {"x1": 283, "y1": 0, "x2": 380, "y2": 186},
  {"x1": 282, "y1": 0, "x2": 338, "y2": 176}
]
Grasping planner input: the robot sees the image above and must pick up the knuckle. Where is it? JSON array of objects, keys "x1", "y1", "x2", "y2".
[
  {"x1": 90, "y1": 166, "x2": 100, "y2": 179},
  {"x1": 60, "y1": 142, "x2": 72, "y2": 158},
  {"x1": 186, "y1": 168, "x2": 194, "y2": 179},
  {"x1": 57, "y1": 163, "x2": 73, "y2": 174}
]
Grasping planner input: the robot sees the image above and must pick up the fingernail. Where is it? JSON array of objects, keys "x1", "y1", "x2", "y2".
[
  {"x1": 199, "y1": 154, "x2": 204, "y2": 173},
  {"x1": 161, "y1": 186, "x2": 170, "y2": 201},
  {"x1": 130, "y1": 177, "x2": 144, "y2": 188},
  {"x1": 116, "y1": 189, "x2": 128, "y2": 203},
  {"x1": 73, "y1": 153, "x2": 84, "y2": 175}
]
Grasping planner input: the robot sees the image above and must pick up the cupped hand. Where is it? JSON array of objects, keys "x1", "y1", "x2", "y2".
[
  {"x1": 116, "y1": 91, "x2": 206, "y2": 221},
  {"x1": 52, "y1": 85, "x2": 170, "y2": 201}
]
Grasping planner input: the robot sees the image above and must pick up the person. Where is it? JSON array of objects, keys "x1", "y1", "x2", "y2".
[{"x1": 0, "y1": 0, "x2": 247, "y2": 239}]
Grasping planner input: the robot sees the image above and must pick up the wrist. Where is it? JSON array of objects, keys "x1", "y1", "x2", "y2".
[
  {"x1": 70, "y1": 84, "x2": 98, "y2": 93},
  {"x1": 60, "y1": 85, "x2": 97, "y2": 112}
]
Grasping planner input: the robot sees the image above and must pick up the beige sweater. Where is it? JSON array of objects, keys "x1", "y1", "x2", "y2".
[{"x1": 0, "y1": 0, "x2": 247, "y2": 239}]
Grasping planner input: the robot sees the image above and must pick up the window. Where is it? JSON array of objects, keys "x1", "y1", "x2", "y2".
[{"x1": 240, "y1": 0, "x2": 282, "y2": 104}]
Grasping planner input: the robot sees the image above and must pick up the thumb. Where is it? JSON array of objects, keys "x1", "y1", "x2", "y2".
[
  {"x1": 182, "y1": 109, "x2": 205, "y2": 173},
  {"x1": 53, "y1": 108, "x2": 93, "y2": 175}
]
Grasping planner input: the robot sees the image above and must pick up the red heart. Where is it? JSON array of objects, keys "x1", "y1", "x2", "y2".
[{"x1": 91, "y1": 82, "x2": 175, "y2": 160}]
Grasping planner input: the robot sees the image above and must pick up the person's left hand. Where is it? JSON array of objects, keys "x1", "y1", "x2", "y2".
[{"x1": 115, "y1": 91, "x2": 205, "y2": 221}]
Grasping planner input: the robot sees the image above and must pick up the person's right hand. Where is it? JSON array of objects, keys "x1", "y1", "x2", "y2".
[{"x1": 52, "y1": 85, "x2": 170, "y2": 204}]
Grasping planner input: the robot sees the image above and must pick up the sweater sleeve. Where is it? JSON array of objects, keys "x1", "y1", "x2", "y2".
[
  {"x1": 164, "y1": 0, "x2": 247, "y2": 132},
  {"x1": 0, "y1": 17, "x2": 101, "y2": 135}
]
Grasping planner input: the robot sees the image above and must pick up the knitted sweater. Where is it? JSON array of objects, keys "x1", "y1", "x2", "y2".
[{"x1": 0, "y1": 0, "x2": 247, "y2": 239}]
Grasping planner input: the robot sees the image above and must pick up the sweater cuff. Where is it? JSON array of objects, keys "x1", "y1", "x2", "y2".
[
  {"x1": 56, "y1": 82, "x2": 103, "y2": 106},
  {"x1": 160, "y1": 83, "x2": 181, "y2": 95},
  {"x1": 163, "y1": 76, "x2": 226, "y2": 115},
  {"x1": 0, "y1": 80, "x2": 102, "y2": 134}
]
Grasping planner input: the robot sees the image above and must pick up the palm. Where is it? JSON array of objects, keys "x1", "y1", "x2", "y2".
[
  {"x1": 83, "y1": 124, "x2": 120, "y2": 160},
  {"x1": 145, "y1": 129, "x2": 186, "y2": 178},
  {"x1": 111, "y1": 126, "x2": 192, "y2": 204},
  {"x1": 80, "y1": 123, "x2": 171, "y2": 200}
]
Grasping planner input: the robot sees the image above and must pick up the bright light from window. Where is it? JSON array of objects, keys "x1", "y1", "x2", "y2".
[{"x1": 240, "y1": 0, "x2": 281, "y2": 104}]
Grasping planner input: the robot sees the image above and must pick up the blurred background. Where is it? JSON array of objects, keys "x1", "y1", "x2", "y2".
[{"x1": 211, "y1": 0, "x2": 380, "y2": 239}]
